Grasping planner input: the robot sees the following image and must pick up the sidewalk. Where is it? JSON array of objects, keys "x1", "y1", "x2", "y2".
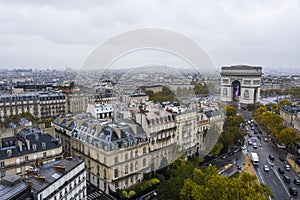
[
  {"x1": 287, "y1": 157, "x2": 300, "y2": 176},
  {"x1": 242, "y1": 154, "x2": 257, "y2": 178}
]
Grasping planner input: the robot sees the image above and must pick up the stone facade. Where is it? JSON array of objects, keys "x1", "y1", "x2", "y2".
[{"x1": 220, "y1": 65, "x2": 262, "y2": 104}]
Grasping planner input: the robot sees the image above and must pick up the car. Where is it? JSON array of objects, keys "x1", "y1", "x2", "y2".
[
  {"x1": 285, "y1": 164, "x2": 291, "y2": 171},
  {"x1": 221, "y1": 154, "x2": 228, "y2": 159},
  {"x1": 279, "y1": 157, "x2": 285, "y2": 162},
  {"x1": 269, "y1": 155, "x2": 275, "y2": 161},
  {"x1": 257, "y1": 135, "x2": 261, "y2": 139},
  {"x1": 277, "y1": 143, "x2": 286, "y2": 149},
  {"x1": 251, "y1": 127, "x2": 255, "y2": 130},
  {"x1": 263, "y1": 165, "x2": 270, "y2": 172},
  {"x1": 296, "y1": 158, "x2": 300, "y2": 165},
  {"x1": 283, "y1": 175, "x2": 291, "y2": 183},
  {"x1": 245, "y1": 127, "x2": 249, "y2": 131},
  {"x1": 228, "y1": 151, "x2": 234, "y2": 156},
  {"x1": 278, "y1": 167, "x2": 285, "y2": 174},
  {"x1": 264, "y1": 137, "x2": 268, "y2": 142},
  {"x1": 242, "y1": 145, "x2": 247, "y2": 150},
  {"x1": 248, "y1": 139, "x2": 253, "y2": 145},
  {"x1": 294, "y1": 178, "x2": 300, "y2": 185},
  {"x1": 289, "y1": 187, "x2": 298, "y2": 196},
  {"x1": 233, "y1": 147, "x2": 241, "y2": 153},
  {"x1": 253, "y1": 143, "x2": 258, "y2": 149}
]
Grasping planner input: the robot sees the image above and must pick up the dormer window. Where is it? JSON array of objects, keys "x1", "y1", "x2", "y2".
[
  {"x1": 42, "y1": 142, "x2": 46, "y2": 148},
  {"x1": 32, "y1": 144, "x2": 37, "y2": 150},
  {"x1": 7, "y1": 150, "x2": 12, "y2": 157}
]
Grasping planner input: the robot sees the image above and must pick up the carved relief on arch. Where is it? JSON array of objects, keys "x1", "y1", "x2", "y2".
[{"x1": 244, "y1": 89, "x2": 250, "y2": 99}]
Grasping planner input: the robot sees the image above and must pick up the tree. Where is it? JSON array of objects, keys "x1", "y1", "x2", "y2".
[
  {"x1": 278, "y1": 99, "x2": 291, "y2": 108},
  {"x1": 180, "y1": 166, "x2": 273, "y2": 200},
  {"x1": 210, "y1": 142, "x2": 224, "y2": 155},
  {"x1": 276, "y1": 127, "x2": 297, "y2": 146},
  {"x1": 224, "y1": 106, "x2": 237, "y2": 117}
]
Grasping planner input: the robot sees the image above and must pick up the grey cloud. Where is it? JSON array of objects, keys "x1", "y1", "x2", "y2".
[{"x1": 0, "y1": 0, "x2": 299, "y2": 70}]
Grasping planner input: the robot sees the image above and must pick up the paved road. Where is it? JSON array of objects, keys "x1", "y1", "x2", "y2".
[
  {"x1": 87, "y1": 183, "x2": 116, "y2": 200},
  {"x1": 239, "y1": 107, "x2": 300, "y2": 200}
]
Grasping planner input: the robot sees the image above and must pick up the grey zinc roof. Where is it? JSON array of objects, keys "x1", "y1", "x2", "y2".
[
  {"x1": 29, "y1": 157, "x2": 84, "y2": 196},
  {"x1": 0, "y1": 180, "x2": 29, "y2": 200},
  {"x1": 0, "y1": 126, "x2": 61, "y2": 160}
]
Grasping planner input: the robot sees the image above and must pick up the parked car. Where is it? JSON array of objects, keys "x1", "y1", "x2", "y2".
[
  {"x1": 242, "y1": 145, "x2": 247, "y2": 150},
  {"x1": 278, "y1": 167, "x2": 285, "y2": 174},
  {"x1": 295, "y1": 157, "x2": 300, "y2": 165},
  {"x1": 233, "y1": 147, "x2": 241, "y2": 153},
  {"x1": 285, "y1": 164, "x2": 291, "y2": 171},
  {"x1": 279, "y1": 157, "x2": 285, "y2": 162},
  {"x1": 294, "y1": 178, "x2": 300, "y2": 185},
  {"x1": 283, "y1": 175, "x2": 291, "y2": 183},
  {"x1": 263, "y1": 165, "x2": 269, "y2": 172},
  {"x1": 289, "y1": 187, "x2": 298, "y2": 196},
  {"x1": 221, "y1": 154, "x2": 228, "y2": 159},
  {"x1": 264, "y1": 137, "x2": 268, "y2": 142},
  {"x1": 269, "y1": 155, "x2": 275, "y2": 161},
  {"x1": 277, "y1": 143, "x2": 286, "y2": 149}
]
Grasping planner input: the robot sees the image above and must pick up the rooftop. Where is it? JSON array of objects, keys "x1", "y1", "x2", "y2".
[
  {"x1": 0, "y1": 174, "x2": 29, "y2": 200},
  {"x1": 0, "y1": 126, "x2": 61, "y2": 160},
  {"x1": 29, "y1": 157, "x2": 84, "y2": 197}
]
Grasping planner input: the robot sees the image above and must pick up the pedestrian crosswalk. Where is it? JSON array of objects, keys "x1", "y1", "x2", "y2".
[{"x1": 87, "y1": 191, "x2": 102, "y2": 200}]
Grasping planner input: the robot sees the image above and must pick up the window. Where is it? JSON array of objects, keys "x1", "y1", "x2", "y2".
[
  {"x1": 43, "y1": 152, "x2": 47, "y2": 158},
  {"x1": 125, "y1": 165, "x2": 128, "y2": 174},
  {"x1": 42, "y1": 142, "x2": 46, "y2": 148},
  {"x1": 16, "y1": 158, "x2": 20, "y2": 165},
  {"x1": 114, "y1": 156, "x2": 118, "y2": 164},
  {"x1": 1, "y1": 171, "x2": 5, "y2": 177},
  {"x1": 34, "y1": 154, "x2": 37, "y2": 160},
  {"x1": 125, "y1": 153, "x2": 128, "y2": 161},
  {"x1": 16, "y1": 168, "x2": 21, "y2": 174},
  {"x1": 32, "y1": 144, "x2": 37, "y2": 150},
  {"x1": 143, "y1": 147, "x2": 147, "y2": 154},
  {"x1": 130, "y1": 163, "x2": 133, "y2": 172},
  {"x1": 143, "y1": 158, "x2": 146, "y2": 167},
  {"x1": 114, "y1": 169, "x2": 119, "y2": 178},
  {"x1": 135, "y1": 161, "x2": 138, "y2": 170},
  {"x1": 25, "y1": 156, "x2": 28, "y2": 162},
  {"x1": 135, "y1": 150, "x2": 138, "y2": 157},
  {"x1": 0, "y1": 161, "x2": 4, "y2": 168}
]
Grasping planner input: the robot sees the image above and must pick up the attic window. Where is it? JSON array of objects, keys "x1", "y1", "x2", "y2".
[
  {"x1": 7, "y1": 150, "x2": 12, "y2": 157},
  {"x1": 32, "y1": 144, "x2": 37, "y2": 150},
  {"x1": 42, "y1": 142, "x2": 46, "y2": 148}
]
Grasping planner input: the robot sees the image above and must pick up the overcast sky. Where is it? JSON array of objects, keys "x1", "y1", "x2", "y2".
[{"x1": 0, "y1": 0, "x2": 300, "y2": 72}]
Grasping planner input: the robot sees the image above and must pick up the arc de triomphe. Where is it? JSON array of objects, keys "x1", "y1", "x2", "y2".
[{"x1": 220, "y1": 65, "x2": 262, "y2": 104}]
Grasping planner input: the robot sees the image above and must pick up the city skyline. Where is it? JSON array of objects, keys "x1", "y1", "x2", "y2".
[{"x1": 0, "y1": 1, "x2": 299, "y2": 72}]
